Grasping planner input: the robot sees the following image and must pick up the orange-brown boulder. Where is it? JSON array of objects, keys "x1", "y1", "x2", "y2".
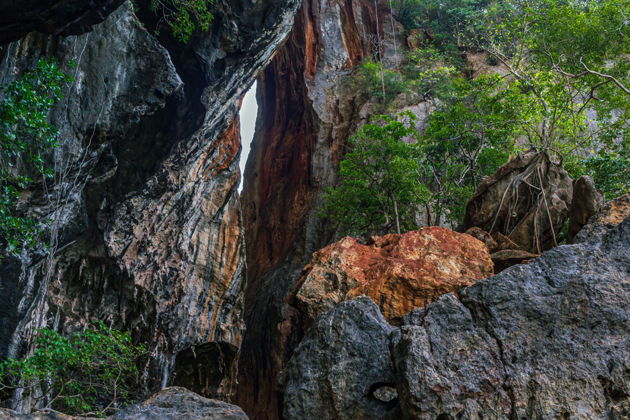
[{"x1": 291, "y1": 227, "x2": 494, "y2": 322}]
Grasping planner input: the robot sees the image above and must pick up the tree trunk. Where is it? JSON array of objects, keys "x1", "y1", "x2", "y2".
[
  {"x1": 425, "y1": 203, "x2": 433, "y2": 226},
  {"x1": 392, "y1": 196, "x2": 401, "y2": 234}
]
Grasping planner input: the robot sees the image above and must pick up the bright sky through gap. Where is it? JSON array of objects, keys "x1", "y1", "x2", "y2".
[{"x1": 238, "y1": 81, "x2": 258, "y2": 192}]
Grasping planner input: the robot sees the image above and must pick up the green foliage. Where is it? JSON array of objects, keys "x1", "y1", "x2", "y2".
[
  {"x1": 470, "y1": 0, "x2": 630, "y2": 187},
  {"x1": 419, "y1": 74, "x2": 519, "y2": 224},
  {"x1": 565, "y1": 141, "x2": 630, "y2": 200},
  {"x1": 334, "y1": 0, "x2": 629, "y2": 234},
  {"x1": 389, "y1": 0, "x2": 425, "y2": 30},
  {"x1": 322, "y1": 115, "x2": 431, "y2": 236},
  {"x1": 351, "y1": 48, "x2": 457, "y2": 110},
  {"x1": 0, "y1": 59, "x2": 71, "y2": 255},
  {"x1": 323, "y1": 77, "x2": 519, "y2": 233},
  {"x1": 401, "y1": 47, "x2": 458, "y2": 100},
  {"x1": 0, "y1": 323, "x2": 146, "y2": 416},
  {"x1": 392, "y1": 0, "x2": 491, "y2": 48},
  {"x1": 149, "y1": 0, "x2": 215, "y2": 42},
  {"x1": 353, "y1": 60, "x2": 408, "y2": 106}
]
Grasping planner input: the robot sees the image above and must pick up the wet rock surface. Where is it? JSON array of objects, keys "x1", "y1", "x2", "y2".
[
  {"x1": 282, "y1": 211, "x2": 630, "y2": 419},
  {"x1": 292, "y1": 227, "x2": 493, "y2": 323}
]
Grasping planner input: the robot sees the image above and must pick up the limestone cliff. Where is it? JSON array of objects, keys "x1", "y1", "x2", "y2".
[
  {"x1": 0, "y1": 0, "x2": 298, "y2": 410},
  {"x1": 238, "y1": 0, "x2": 405, "y2": 416}
]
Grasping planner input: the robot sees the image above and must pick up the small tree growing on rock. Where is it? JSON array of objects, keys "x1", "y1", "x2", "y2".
[
  {"x1": 322, "y1": 115, "x2": 430, "y2": 236},
  {"x1": 0, "y1": 323, "x2": 146, "y2": 416}
]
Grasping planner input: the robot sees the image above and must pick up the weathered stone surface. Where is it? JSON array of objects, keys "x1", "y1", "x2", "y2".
[
  {"x1": 282, "y1": 213, "x2": 630, "y2": 420},
  {"x1": 395, "y1": 215, "x2": 630, "y2": 419},
  {"x1": 0, "y1": 409, "x2": 73, "y2": 419},
  {"x1": 0, "y1": 388, "x2": 249, "y2": 419},
  {"x1": 292, "y1": 227, "x2": 494, "y2": 322},
  {"x1": 463, "y1": 151, "x2": 573, "y2": 254},
  {"x1": 0, "y1": 0, "x2": 299, "y2": 411},
  {"x1": 574, "y1": 193, "x2": 630, "y2": 244},
  {"x1": 0, "y1": 0, "x2": 125, "y2": 45},
  {"x1": 111, "y1": 387, "x2": 249, "y2": 420},
  {"x1": 568, "y1": 175, "x2": 604, "y2": 242},
  {"x1": 393, "y1": 294, "x2": 510, "y2": 418},
  {"x1": 464, "y1": 227, "x2": 499, "y2": 251},
  {"x1": 466, "y1": 227, "x2": 537, "y2": 272},
  {"x1": 281, "y1": 298, "x2": 399, "y2": 420}
]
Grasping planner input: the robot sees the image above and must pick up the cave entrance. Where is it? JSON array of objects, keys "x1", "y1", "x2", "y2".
[{"x1": 238, "y1": 81, "x2": 258, "y2": 192}]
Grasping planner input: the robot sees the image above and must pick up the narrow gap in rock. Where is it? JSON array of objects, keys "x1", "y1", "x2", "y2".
[{"x1": 238, "y1": 81, "x2": 258, "y2": 192}]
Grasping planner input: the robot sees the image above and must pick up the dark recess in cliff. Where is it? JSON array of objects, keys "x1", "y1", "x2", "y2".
[{"x1": 0, "y1": 0, "x2": 126, "y2": 45}]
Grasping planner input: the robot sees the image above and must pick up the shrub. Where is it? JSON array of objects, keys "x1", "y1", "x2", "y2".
[
  {"x1": 419, "y1": 74, "x2": 519, "y2": 224},
  {"x1": 0, "y1": 323, "x2": 146, "y2": 416},
  {"x1": 148, "y1": 0, "x2": 215, "y2": 42},
  {"x1": 391, "y1": 0, "x2": 491, "y2": 47},
  {"x1": 321, "y1": 115, "x2": 431, "y2": 236},
  {"x1": 401, "y1": 46, "x2": 457, "y2": 100},
  {"x1": 353, "y1": 60, "x2": 408, "y2": 106},
  {"x1": 565, "y1": 143, "x2": 630, "y2": 200}
]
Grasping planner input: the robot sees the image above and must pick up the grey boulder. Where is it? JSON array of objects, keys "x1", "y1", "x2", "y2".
[
  {"x1": 281, "y1": 297, "x2": 400, "y2": 420},
  {"x1": 111, "y1": 387, "x2": 249, "y2": 420}
]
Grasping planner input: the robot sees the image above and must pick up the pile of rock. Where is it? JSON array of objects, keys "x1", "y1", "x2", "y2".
[{"x1": 281, "y1": 197, "x2": 630, "y2": 420}]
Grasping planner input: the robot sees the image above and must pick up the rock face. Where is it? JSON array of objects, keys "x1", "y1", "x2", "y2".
[
  {"x1": 465, "y1": 227, "x2": 540, "y2": 273},
  {"x1": 292, "y1": 227, "x2": 494, "y2": 323},
  {"x1": 568, "y1": 175, "x2": 604, "y2": 242},
  {"x1": 0, "y1": 0, "x2": 126, "y2": 44},
  {"x1": 238, "y1": 0, "x2": 406, "y2": 417},
  {"x1": 0, "y1": 387, "x2": 249, "y2": 419},
  {"x1": 282, "y1": 212, "x2": 630, "y2": 419},
  {"x1": 463, "y1": 151, "x2": 573, "y2": 254},
  {"x1": 0, "y1": 0, "x2": 298, "y2": 410}
]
